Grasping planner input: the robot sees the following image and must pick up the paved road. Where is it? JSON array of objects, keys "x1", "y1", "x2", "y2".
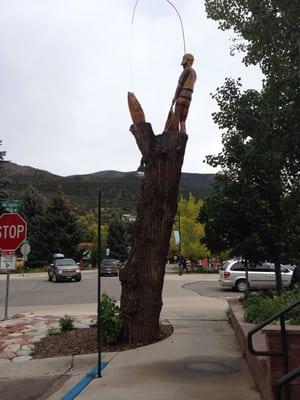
[
  {"x1": 0, "y1": 272, "x2": 238, "y2": 307},
  {"x1": 183, "y1": 280, "x2": 241, "y2": 299},
  {"x1": 0, "y1": 271, "x2": 121, "y2": 316}
]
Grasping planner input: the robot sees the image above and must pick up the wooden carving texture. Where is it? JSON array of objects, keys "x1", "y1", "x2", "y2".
[{"x1": 121, "y1": 93, "x2": 187, "y2": 344}]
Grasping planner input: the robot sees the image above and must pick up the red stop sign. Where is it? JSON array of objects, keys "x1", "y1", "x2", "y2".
[{"x1": 0, "y1": 213, "x2": 27, "y2": 252}]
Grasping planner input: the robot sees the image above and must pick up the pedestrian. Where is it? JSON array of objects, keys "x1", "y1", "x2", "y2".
[
  {"x1": 178, "y1": 255, "x2": 189, "y2": 275},
  {"x1": 178, "y1": 255, "x2": 183, "y2": 276},
  {"x1": 289, "y1": 265, "x2": 300, "y2": 290},
  {"x1": 182, "y1": 257, "x2": 189, "y2": 274}
]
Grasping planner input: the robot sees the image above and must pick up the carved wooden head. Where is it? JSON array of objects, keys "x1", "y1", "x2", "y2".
[{"x1": 181, "y1": 53, "x2": 194, "y2": 67}]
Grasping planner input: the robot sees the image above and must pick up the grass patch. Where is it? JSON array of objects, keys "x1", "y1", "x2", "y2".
[{"x1": 13, "y1": 267, "x2": 47, "y2": 274}]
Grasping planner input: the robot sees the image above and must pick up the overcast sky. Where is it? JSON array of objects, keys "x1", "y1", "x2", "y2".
[{"x1": 0, "y1": 0, "x2": 262, "y2": 177}]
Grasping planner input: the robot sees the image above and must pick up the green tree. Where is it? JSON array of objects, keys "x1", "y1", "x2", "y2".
[
  {"x1": 173, "y1": 194, "x2": 209, "y2": 260},
  {"x1": 107, "y1": 218, "x2": 131, "y2": 262},
  {"x1": 203, "y1": 0, "x2": 300, "y2": 292},
  {"x1": 281, "y1": 186, "x2": 300, "y2": 265},
  {"x1": 19, "y1": 186, "x2": 47, "y2": 262},
  {"x1": 78, "y1": 212, "x2": 98, "y2": 243},
  {"x1": 0, "y1": 141, "x2": 8, "y2": 212},
  {"x1": 90, "y1": 224, "x2": 108, "y2": 266},
  {"x1": 199, "y1": 172, "x2": 270, "y2": 264},
  {"x1": 205, "y1": 0, "x2": 299, "y2": 191},
  {"x1": 42, "y1": 186, "x2": 82, "y2": 260},
  {"x1": 77, "y1": 211, "x2": 108, "y2": 260}
]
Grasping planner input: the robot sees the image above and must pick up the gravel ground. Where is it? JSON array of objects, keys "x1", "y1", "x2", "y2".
[{"x1": 33, "y1": 323, "x2": 174, "y2": 359}]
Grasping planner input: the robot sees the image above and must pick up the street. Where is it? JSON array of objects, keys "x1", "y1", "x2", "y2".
[
  {"x1": 0, "y1": 272, "x2": 252, "y2": 400},
  {"x1": 0, "y1": 271, "x2": 240, "y2": 318},
  {"x1": 0, "y1": 271, "x2": 121, "y2": 317}
]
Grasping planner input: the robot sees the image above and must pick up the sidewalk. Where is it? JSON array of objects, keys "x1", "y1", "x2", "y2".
[{"x1": 50, "y1": 276, "x2": 261, "y2": 400}]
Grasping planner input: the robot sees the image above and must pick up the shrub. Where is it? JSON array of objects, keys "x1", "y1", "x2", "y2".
[
  {"x1": 100, "y1": 293, "x2": 123, "y2": 344},
  {"x1": 48, "y1": 327, "x2": 60, "y2": 336},
  {"x1": 59, "y1": 315, "x2": 74, "y2": 332},
  {"x1": 241, "y1": 290, "x2": 300, "y2": 325}
]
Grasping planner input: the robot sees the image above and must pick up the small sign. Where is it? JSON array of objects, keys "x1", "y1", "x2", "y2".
[
  {"x1": 1, "y1": 250, "x2": 15, "y2": 256},
  {"x1": 1, "y1": 201, "x2": 22, "y2": 213},
  {"x1": 173, "y1": 230, "x2": 180, "y2": 245},
  {"x1": 106, "y1": 248, "x2": 110, "y2": 256},
  {"x1": 0, "y1": 255, "x2": 16, "y2": 270},
  {"x1": 21, "y1": 241, "x2": 31, "y2": 261}
]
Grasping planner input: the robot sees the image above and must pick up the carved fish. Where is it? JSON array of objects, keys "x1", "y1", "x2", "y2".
[{"x1": 128, "y1": 92, "x2": 146, "y2": 124}]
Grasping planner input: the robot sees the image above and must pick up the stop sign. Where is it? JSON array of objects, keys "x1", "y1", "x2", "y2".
[{"x1": 0, "y1": 213, "x2": 27, "y2": 252}]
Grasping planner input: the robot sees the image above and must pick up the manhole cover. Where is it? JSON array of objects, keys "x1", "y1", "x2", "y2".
[{"x1": 185, "y1": 361, "x2": 236, "y2": 375}]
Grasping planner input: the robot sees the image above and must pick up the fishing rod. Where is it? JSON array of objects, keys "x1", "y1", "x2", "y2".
[{"x1": 131, "y1": 0, "x2": 186, "y2": 54}]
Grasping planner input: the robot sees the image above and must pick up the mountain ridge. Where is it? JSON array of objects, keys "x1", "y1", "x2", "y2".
[{"x1": 4, "y1": 162, "x2": 215, "y2": 211}]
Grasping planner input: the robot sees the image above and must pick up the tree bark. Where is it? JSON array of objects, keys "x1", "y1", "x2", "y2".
[{"x1": 120, "y1": 122, "x2": 187, "y2": 345}]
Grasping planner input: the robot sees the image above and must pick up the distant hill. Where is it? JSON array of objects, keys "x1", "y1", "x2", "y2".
[{"x1": 4, "y1": 162, "x2": 215, "y2": 211}]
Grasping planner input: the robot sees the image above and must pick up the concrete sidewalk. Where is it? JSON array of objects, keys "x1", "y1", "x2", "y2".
[{"x1": 50, "y1": 276, "x2": 261, "y2": 400}]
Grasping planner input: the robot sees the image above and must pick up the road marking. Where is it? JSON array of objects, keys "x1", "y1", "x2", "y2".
[{"x1": 61, "y1": 362, "x2": 108, "y2": 400}]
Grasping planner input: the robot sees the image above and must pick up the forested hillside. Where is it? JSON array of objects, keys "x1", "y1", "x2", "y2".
[{"x1": 4, "y1": 162, "x2": 214, "y2": 211}]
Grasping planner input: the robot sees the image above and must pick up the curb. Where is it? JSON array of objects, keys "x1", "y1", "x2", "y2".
[
  {"x1": 61, "y1": 362, "x2": 108, "y2": 400},
  {"x1": 0, "y1": 352, "x2": 114, "y2": 379}
]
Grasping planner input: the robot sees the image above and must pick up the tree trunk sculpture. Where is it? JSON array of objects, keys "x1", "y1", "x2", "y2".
[
  {"x1": 119, "y1": 95, "x2": 187, "y2": 345},
  {"x1": 120, "y1": 54, "x2": 196, "y2": 345}
]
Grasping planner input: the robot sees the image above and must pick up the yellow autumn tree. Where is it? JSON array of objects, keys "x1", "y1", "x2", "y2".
[{"x1": 169, "y1": 193, "x2": 210, "y2": 260}]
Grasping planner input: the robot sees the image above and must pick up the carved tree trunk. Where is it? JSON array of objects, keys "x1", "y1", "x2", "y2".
[{"x1": 120, "y1": 122, "x2": 187, "y2": 345}]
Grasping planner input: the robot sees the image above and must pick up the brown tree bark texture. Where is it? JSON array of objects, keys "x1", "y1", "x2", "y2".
[{"x1": 120, "y1": 122, "x2": 187, "y2": 345}]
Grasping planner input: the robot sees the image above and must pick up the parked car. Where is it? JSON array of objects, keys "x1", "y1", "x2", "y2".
[
  {"x1": 219, "y1": 260, "x2": 293, "y2": 292},
  {"x1": 52, "y1": 253, "x2": 65, "y2": 260},
  {"x1": 284, "y1": 264, "x2": 299, "y2": 271},
  {"x1": 48, "y1": 258, "x2": 81, "y2": 282},
  {"x1": 100, "y1": 258, "x2": 120, "y2": 277}
]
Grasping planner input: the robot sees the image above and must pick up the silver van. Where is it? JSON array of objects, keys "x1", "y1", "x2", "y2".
[{"x1": 219, "y1": 260, "x2": 292, "y2": 292}]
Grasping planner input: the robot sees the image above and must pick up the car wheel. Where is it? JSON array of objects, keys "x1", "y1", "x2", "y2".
[
  {"x1": 75, "y1": 277, "x2": 81, "y2": 282},
  {"x1": 52, "y1": 274, "x2": 57, "y2": 283},
  {"x1": 235, "y1": 279, "x2": 247, "y2": 292},
  {"x1": 48, "y1": 274, "x2": 52, "y2": 282}
]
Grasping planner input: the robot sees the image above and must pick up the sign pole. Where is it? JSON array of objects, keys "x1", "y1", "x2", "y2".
[
  {"x1": 4, "y1": 268, "x2": 10, "y2": 320},
  {"x1": 97, "y1": 190, "x2": 102, "y2": 378}
]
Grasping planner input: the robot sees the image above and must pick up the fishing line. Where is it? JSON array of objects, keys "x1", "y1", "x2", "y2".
[
  {"x1": 165, "y1": 0, "x2": 186, "y2": 54},
  {"x1": 129, "y1": 0, "x2": 186, "y2": 89}
]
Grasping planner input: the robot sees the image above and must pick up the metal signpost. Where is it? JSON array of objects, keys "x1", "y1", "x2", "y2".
[
  {"x1": 1, "y1": 253, "x2": 16, "y2": 319},
  {"x1": 0, "y1": 213, "x2": 27, "y2": 319},
  {"x1": 97, "y1": 190, "x2": 102, "y2": 378}
]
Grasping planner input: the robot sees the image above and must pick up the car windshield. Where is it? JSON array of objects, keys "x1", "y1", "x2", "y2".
[
  {"x1": 56, "y1": 259, "x2": 76, "y2": 267},
  {"x1": 102, "y1": 259, "x2": 118, "y2": 265}
]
